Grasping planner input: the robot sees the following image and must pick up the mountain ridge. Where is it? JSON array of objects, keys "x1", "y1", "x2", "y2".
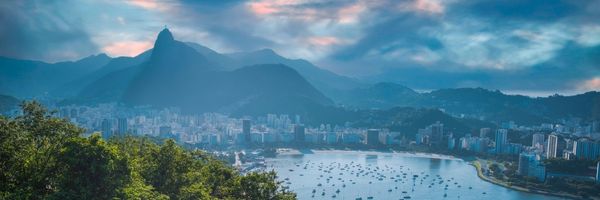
[{"x1": 74, "y1": 28, "x2": 332, "y2": 116}]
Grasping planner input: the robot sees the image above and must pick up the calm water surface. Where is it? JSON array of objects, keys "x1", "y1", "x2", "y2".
[{"x1": 266, "y1": 150, "x2": 563, "y2": 200}]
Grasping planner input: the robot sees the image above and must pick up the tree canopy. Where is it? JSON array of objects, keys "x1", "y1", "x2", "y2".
[{"x1": 0, "y1": 101, "x2": 296, "y2": 200}]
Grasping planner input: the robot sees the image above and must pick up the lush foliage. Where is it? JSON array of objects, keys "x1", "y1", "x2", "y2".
[
  {"x1": 0, "y1": 102, "x2": 295, "y2": 200},
  {"x1": 544, "y1": 158, "x2": 598, "y2": 176}
]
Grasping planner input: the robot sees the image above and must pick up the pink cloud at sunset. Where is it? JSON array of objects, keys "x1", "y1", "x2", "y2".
[
  {"x1": 308, "y1": 36, "x2": 342, "y2": 46},
  {"x1": 102, "y1": 41, "x2": 153, "y2": 57},
  {"x1": 578, "y1": 77, "x2": 600, "y2": 91},
  {"x1": 398, "y1": 0, "x2": 446, "y2": 14},
  {"x1": 338, "y1": 3, "x2": 367, "y2": 24}
]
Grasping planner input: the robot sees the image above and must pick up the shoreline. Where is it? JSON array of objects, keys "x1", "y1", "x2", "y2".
[
  {"x1": 275, "y1": 148, "x2": 461, "y2": 161},
  {"x1": 470, "y1": 160, "x2": 586, "y2": 200}
]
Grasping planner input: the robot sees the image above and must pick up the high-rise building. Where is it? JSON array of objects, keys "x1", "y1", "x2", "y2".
[
  {"x1": 117, "y1": 118, "x2": 128, "y2": 135},
  {"x1": 532, "y1": 133, "x2": 545, "y2": 148},
  {"x1": 447, "y1": 136, "x2": 456, "y2": 150},
  {"x1": 573, "y1": 139, "x2": 600, "y2": 160},
  {"x1": 480, "y1": 128, "x2": 492, "y2": 138},
  {"x1": 518, "y1": 153, "x2": 531, "y2": 176},
  {"x1": 242, "y1": 119, "x2": 251, "y2": 143},
  {"x1": 101, "y1": 119, "x2": 112, "y2": 139},
  {"x1": 430, "y1": 122, "x2": 444, "y2": 144},
  {"x1": 366, "y1": 129, "x2": 380, "y2": 146},
  {"x1": 546, "y1": 134, "x2": 558, "y2": 159},
  {"x1": 596, "y1": 161, "x2": 600, "y2": 184},
  {"x1": 518, "y1": 153, "x2": 546, "y2": 181},
  {"x1": 495, "y1": 129, "x2": 508, "y2": 154},
  {"x1": 293, "y1": 124, "x2": 305, "y2": 144}
]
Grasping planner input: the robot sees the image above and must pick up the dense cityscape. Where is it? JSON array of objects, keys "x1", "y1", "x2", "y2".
[{"x1": 29, "y1": 103, "x2": 600, "y2": 195}]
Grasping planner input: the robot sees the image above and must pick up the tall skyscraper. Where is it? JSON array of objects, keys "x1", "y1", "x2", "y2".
[
  {"x1": 294, "y1": 124, "x2": 305, "y2": 144},
  {"x1": 117, "y1": 118, "x2": 128, "y2": 135},
  {"x1": 573, "y1": 139, "x2": 600, "y2": 160},
  {"x1": 367, "y1": 129, "x2": 380, "y2": 146},
  {"x1": 242, "y1": 119, "x2": 251, "y2": 143},
  {"x1": 480, "y1": 128, "x2": 492, "y2": 138},
  {"x1": 518, "y1": 153, "x2": 531, "y2": 176},
  {"x1": 495, "y1": 129, "x2": 508, "y2": 154},
  {"x1": 101, "y1": 119, "x2": 112, "y2": 139},
  {"x1": 430, "y1": 122, "x2": 444, "y2": 144},
  {"x1": 546, "y1": 134, "x2": 558, "y2": 159},
  {"x1": 596, "y1": 161, "x2": 600, "y2": 184},
  {"x1": 518, "y1": 153, "x2": 546, "y2": 181},
  {"x1": 532, "y1": 133, "x2": 545, "y2": 147}
]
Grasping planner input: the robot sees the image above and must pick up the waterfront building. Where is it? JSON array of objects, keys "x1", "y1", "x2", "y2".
[
  {"x1": 430, "y1": 121, "x2": 444, "y2": 144},
  {"x1": 474, "y1": 138, "x2": 490, "y2": 153},
  {"x1": 279, "y1": 132, "x2": 294, "y2": 143},
  {"x1": 293, "y1": 124, "x2": 305, "y2": 144},
  {"x1": 448, "y1": 136, "x2": 456, "y2": 150},
  {"x1": 342, "y1": 133, "x2": 362, "y2": 144},
  {"x1": 546, "y1": 134, "x2": 558, "y2": 159},
  {"x1": 518, "y1": 153, "x2": 532, "y2": 176},
  {"x1": 573, "y1": 139, "x2": 600, "y2": 160},
  {"x1": 379, "y1": 131, "x2": 400, "y2": 145},
  {"x1": 495, "y1": 129, "x2": 508, "y2": 154},
  {"x1": 251, "y1": 132, "x2": 262, "y2": 143},
  {"x1": 415, "y1": 132, "x2": 428, "y2": 145},
  {"x1": 262, "y1": 132, "x2": 276, "y2": 143},
  {"x1": 596, "y1": 161, "x2": 600, "y2": 184},
  {"x1": 325, "y1": 132, "x2": 338, "y2": 144},
  {"x1": 518, "y1": 153, "x2": 546, "y2": 181},
  {"x1": 366, "y1": 129, "x2": 380, "y2": 146}
]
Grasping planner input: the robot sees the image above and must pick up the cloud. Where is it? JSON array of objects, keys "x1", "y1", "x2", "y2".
[
  {"x1": 1, "y1": 0, "x2": 599, "y2": 93},
  {"x1": 578, "y1": 77, "x2": 600, "y2": 91},
  {"x1": 102, "y1": 40, "x2": 153, "y2": 57},
  {"x1": 308, "y1": 36, "x2": 342, "y2": 46},
  {"x1": 399, "y1": 0, "x2": 446, "y2": 14},
  {"x1": 0, "y1": 1, "x2": 100, "y2": 62}
]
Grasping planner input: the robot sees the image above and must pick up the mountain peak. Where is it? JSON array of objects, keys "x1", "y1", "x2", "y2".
[
  {"x1": 255, "y1": 48, "x2": 278, "y2": 56},
  {"x1": 154, "y1": 28, "x2": 174, "y2": 48}
]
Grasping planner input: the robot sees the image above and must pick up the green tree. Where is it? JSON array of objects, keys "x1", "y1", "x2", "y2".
[
  {"x1": 0, "y1": 101, "x2": 82, "y2": 199},
  {"x1": 234, "y1": 171, "x2": 296, "y2": 200},
  {"x1": 51, "y1": 134, "x2": 129, "y2": 199},
  {"x1": 1, "y1": 102, "x2": 296, "y2": 200}
]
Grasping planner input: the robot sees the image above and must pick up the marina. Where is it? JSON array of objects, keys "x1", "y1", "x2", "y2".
[{"x1": 266, "y1": 150, "x2": 564, "y2": 200}]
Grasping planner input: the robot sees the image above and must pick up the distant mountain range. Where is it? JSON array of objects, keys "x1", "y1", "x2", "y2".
[
  {"x1": 0, "y1": 94, "x2": 18, "y2": 113},
  {"x1": 0, "y1": 54, "x2": 110, "y2": 97},
  {"x1": 0, "y1": 28, "x2": 598, "y2": 126},
  {"x1": 336, "y1": 83, "x2": 600, "y2": 125},
  {"x1": 74, "y1": 29, "x2": 332, "y2": 115}
]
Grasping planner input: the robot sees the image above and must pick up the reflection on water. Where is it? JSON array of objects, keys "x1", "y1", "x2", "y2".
[
  {"x1": 429, "y1": 158, "x2": 441, "y2": 170},
  {"x1": 365, "y1": 154, "x2": 378, "y2": 164},
  {"x1": 266, "y1": 151, "x2": 563, "y2": 200}
]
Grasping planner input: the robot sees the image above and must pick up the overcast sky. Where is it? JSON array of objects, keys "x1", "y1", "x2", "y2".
[{"x1": 1, "y1": 0, "x2": 599, "y2": 94}]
